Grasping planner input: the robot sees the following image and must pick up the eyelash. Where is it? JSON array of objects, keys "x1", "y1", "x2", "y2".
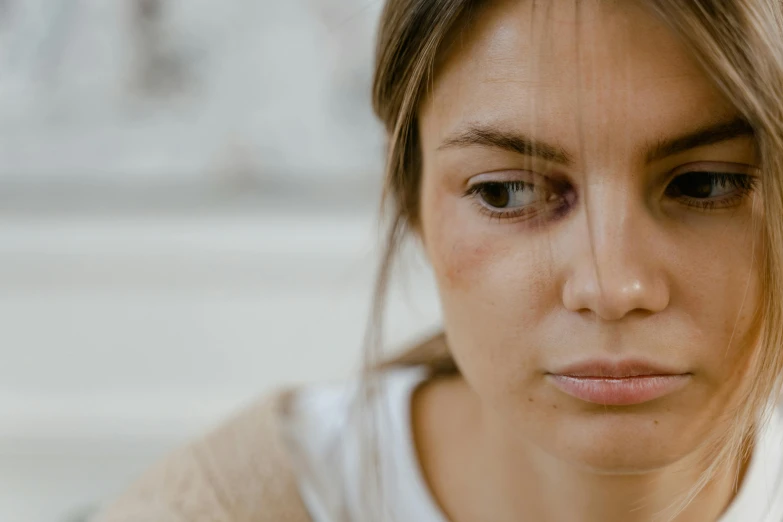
[
  {"x1": 464, "y1": 172, "x2": 758, "y2": 222},
  {"x1": 464, "y1": 180, "x2": 569, "y2": 222},
  {"x1": 666, "y1": 172, "x2": 758, "y2": 211}
]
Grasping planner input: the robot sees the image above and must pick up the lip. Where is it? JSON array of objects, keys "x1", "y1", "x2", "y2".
[{"x1": 547, "y1": 359, "x2": 691, "y2": 406}]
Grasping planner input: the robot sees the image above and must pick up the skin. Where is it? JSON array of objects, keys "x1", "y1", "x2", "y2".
[{"x1": 412, "y1": 1, "x2": 763, "y2": 521}]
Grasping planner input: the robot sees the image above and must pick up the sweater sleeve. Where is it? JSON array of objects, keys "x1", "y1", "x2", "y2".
[{"x1": 91, "y1": 391, "x2": 313, "y2": 522}]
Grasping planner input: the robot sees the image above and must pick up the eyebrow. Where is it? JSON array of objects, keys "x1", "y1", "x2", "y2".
[
  {"x1": 644, "y1": 116, "x2": 755, "y2": 163},
  {"x1": 438, "y1": 125, "x2": 575, "y2": 166},
  {"x1": 437, "y1": 116, "x2": 755, "y2": 166}
]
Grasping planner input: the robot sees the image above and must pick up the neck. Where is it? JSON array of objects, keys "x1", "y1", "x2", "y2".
[{"x1": 480, "y1": 423, "x2": 745, "y2": 522}]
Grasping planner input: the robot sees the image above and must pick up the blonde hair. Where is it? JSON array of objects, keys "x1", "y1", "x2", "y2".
[{"x1": 360, "y1": 0, "x2": 783, "y2": 519}]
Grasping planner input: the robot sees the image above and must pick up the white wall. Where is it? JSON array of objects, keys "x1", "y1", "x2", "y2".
[
  {"x1": 0, "y1": 0, "x2": 383, "y2": 183},
  {"x1": 0, "y1": 208, "x2": 442, "y2": 522},
  {"x1": 0, "y1": 1, "x2": 419, "y2": 520}
]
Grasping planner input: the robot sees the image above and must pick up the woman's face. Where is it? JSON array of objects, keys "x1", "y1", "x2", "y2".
[{"x1": 418, "y1": 0, "x2": 762, "y2": 471}]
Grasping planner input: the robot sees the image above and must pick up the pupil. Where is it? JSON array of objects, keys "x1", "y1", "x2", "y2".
[
  {"x1": 676, "y1": 173, "x2": 713, "y2": 198},
  {"x1": 481, "y1": 183, "x2": 510, "y2": 208}
]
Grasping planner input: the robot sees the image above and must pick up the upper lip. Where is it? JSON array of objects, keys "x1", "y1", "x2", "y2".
[{"x1": 549, "y1": 359, "x2": 688, "y2": 378}]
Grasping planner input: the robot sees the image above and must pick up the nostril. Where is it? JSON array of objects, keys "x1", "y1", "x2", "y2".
[{"x1": 563, "y1": 272, "x2": 669, "y2": 320}]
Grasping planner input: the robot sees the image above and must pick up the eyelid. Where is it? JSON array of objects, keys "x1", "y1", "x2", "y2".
[
  {"x1": 669, "y1": 161, "x2": 760, "y2": 178},
  {"x1": 467, "y1": 169, "x2": 548, "y2": 188}
]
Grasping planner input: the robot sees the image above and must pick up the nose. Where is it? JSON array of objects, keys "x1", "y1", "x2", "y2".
[{"x1": 561, "y1": 187, "x2": 670, "y2": 321}]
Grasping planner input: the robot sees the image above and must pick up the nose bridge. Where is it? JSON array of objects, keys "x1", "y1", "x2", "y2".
[
  {"x1": 587, "y1": 182, "x2": 639, "y2": 275},
  {"x1": 563, "y1": 181, "x2": 669, "y2": 320}
]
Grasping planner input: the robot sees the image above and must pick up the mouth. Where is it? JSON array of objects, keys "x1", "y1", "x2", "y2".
[{"x1": 546, "y1": 359, "x2": 692, "y2": 406}]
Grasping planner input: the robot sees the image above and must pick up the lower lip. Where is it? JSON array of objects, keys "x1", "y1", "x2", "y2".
[{"x1": 547, "y1": 374, "x2": 690, "y2": 406}]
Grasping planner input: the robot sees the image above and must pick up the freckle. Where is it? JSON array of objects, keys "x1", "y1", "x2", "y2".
[
  {"x1": 528, "y1": 398, "x2": 534, "y2": 402},
  {"x1": 654, "y1": 420, "x2": 659, "y2": 425},
  {"x1": 552, "y1": 404, "x2": 558, "y2": 409}
]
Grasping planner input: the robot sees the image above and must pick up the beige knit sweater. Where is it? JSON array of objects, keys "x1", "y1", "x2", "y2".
[{"x1": 92, "y1": 390, "x2": 312, "y2": 522}]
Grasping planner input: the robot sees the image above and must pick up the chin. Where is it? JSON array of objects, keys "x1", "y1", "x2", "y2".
[
  {"x1": 564, "y1": 437, "x2": 689, "y2": 475},
  {"x1": 532, "y1": 407, "x2": 710, "y2": 474}
]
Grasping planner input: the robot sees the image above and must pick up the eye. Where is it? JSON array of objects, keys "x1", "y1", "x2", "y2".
[
  {"x1": 465, "y1": 177, "x2": 572, "y2": 223},
  {"x1": 664, "y1": 171, "x2": 757, "y2": 208},
  {"x1": 473, "y1": 181, "x2": 544, "y2": 209}
]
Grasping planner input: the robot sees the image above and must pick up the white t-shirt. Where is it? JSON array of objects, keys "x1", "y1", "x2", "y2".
[{"x1": 283, "y1": 367, "x2": 783, "y2": 522}]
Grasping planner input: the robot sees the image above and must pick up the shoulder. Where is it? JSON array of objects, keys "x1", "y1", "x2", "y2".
[
  {"x1": 92, "y1": 367, "x2": 433, "y2": 522},
  {"x1": 283, "y1": 366, "x2": 431, "y2": 467},
  {"x1": 92, "y1": 390, "x2": 312, "y2": 522},
  {"x1": 282, "y1": 366, "x2": 433, "y2": 520},
  {"x1": 286, "y1": 366, "x2": 432, "y2": 444}
]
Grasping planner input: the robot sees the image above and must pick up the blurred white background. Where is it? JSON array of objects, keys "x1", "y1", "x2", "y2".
[{"x1": 0, "y1": 1, "x2": 442, "y2": 521}]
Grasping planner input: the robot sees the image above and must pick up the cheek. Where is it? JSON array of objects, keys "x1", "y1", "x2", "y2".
[
  {"x1": 421, "y1": 180, "x2": 514, "y2": 296},
  {"x1": 434, "y1": 235, "x2": 495, "y2": 291},
  {"x1": 420, "y1": 181, "x2": 558, "y2": 383},
  {"x1": 711, "y1": 258, "x2": 762, "y2": 368},
  {"x1": 674, "y1": 217, "x2": 763, "y2": 380},
  {"x1": 420, "y1": 174, "x2": 534, "y2": 294},
  {"x1": 421, "y1": 179, "x2": 487, "y2": 291}
]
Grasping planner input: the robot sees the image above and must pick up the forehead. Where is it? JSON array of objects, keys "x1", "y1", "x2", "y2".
[{"x1": 420, "y1": 0, "x2": 736, "y2": 158}]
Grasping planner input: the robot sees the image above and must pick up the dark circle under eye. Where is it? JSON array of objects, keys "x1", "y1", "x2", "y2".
[
  {"x1": 479, "y1": 183, "x2": 511, "y2": 208},
  {"x1": 666, "y1": 172, "x2": 715, "y2": 199}
]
